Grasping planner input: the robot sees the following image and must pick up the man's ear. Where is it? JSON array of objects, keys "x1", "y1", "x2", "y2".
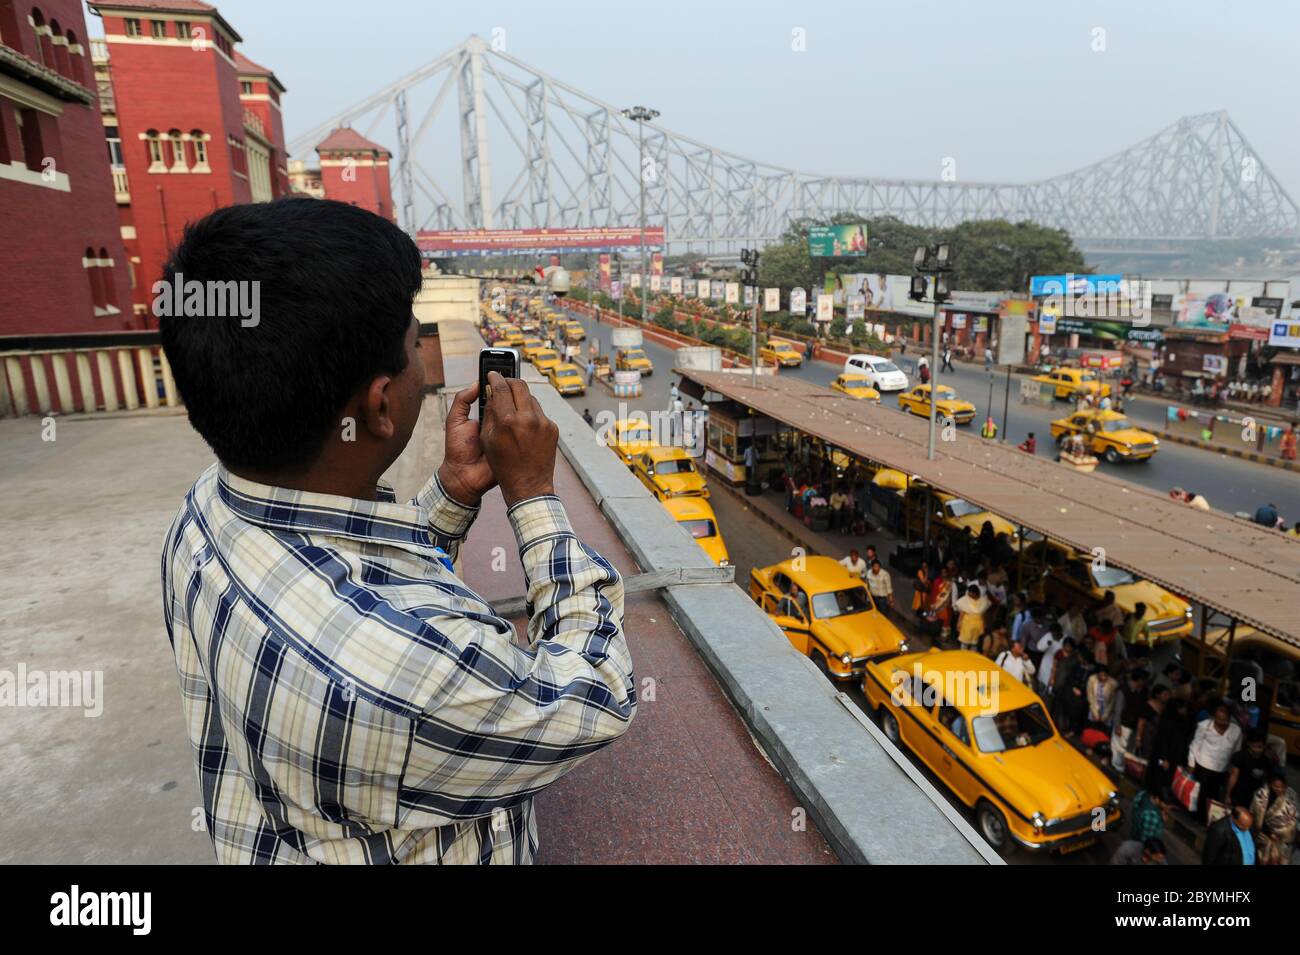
[{"x1": 358, "y1": 375, "x2": 396, "y2": 440}]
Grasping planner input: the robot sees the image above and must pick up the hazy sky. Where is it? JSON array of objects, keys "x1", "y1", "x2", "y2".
[{"x1": 86, "y1": 0, "x2": 1300, "y2": 194}]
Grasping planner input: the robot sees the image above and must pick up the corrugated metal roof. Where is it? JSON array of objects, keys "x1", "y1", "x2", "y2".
[{"x1": 680, "y1": 370, "x2": 1300, "y2": 648}]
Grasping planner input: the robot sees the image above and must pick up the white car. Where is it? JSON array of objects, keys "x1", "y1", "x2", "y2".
[{"x1": 844, "y1": 354, "x2": 909, "y2": 392}]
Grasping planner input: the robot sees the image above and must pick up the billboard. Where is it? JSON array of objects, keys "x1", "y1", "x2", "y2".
[
  {"x1": 670, "y1": 276, "x2": 682, "y2": 294},
  {"x1": 790, "y1": 288, "x2": 807, "y2": 315},
  {"x1": 808, "y1": 224, "x2": 869, "y2": 257},
  {"x1": 764, "y1": 288, "x2": 780, "y2": 312},
  {"x1": 1269, "y1": 318, "x2": 1300, "y2": 349},
  {"x1": 599, "y1": 253, "x2": 611, "y2": 289},
  {"x1": 815, "y1": 293, "x2": 834, "y2": 322},
  {"x1": 725, "y1": 282, "x2": 740, "y2": 304},
  {"x1": 417, "y1": 226, "x2": 665, "y2": 255},
  {"x1": 1030, "y1": 274, "x2": 1125, "y2": 297}
]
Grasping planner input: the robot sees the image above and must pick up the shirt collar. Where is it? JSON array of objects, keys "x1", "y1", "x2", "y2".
[{"x1": 215, "y1": 465, "x2": 437, "y2": 557}]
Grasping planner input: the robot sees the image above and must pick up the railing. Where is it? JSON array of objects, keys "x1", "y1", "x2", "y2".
[
  {"x1": 90, "y1": 38, "x2": 109, "y2": 61},
  {"x1": 0, "y1": 333, "x2": 181, "y2": 418},
  {"x1": 111, "y1": 165, "x2": 129, "y2": 202}
]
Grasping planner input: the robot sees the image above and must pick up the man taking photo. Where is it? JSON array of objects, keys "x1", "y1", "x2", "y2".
[{"x1": 159, "y1": 198, "x2": 636, "y2": 864}]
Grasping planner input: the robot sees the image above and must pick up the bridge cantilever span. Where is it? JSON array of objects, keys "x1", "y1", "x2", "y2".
[{"x1": 290, "y1": 38, "x2": 1300, "y2": 252}]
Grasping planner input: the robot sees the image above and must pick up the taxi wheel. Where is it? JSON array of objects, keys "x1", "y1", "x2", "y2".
[
  {"x1": 1104, "y1": 447, "x2": 1121, "y2": 464},
  {"x1": 976, "y1": 801, "x2": 1011, "y2": 853},
  {"x1": 878, "y1": 708, "x2": 901, "y2": 744},
  {"x1": 811, "y1": 653, "x2": 832, "y2": 680}
]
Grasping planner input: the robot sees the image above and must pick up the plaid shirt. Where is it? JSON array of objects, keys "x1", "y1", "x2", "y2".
[{"x1": 161, "y1": 464, "x2": 635, "y2": 864}]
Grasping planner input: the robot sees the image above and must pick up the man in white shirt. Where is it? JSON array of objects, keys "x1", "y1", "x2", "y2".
[
  {"x1": 864, "y1": 559, "x2": 894, "y2": 610},
  {"x1": 1036, "y1": 624, "x2": 1066, "y2": 694},
  {"x1": 839, "y1": 548, "x2": 868, "y2": 579},
  {"x1": 1189, "y1": 704, "x2": 1243, "y2": 820},
  {"x1": 996, "y1": 641, "x2": 1037, "y2": 686}
]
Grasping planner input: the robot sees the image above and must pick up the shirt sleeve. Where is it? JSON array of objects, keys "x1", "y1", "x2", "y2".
[
  {"x1": 399, "y1": 494, "x2": 636, "y2": 824},
  {"x1": 413, "y1": 470, "x2": 480, "y2": 563}
]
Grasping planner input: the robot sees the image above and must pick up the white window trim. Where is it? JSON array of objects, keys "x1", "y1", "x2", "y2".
[{"x1": 0, "y1": 160, "x2": 71, "y2": 191}]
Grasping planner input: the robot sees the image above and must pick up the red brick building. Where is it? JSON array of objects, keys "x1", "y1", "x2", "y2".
[
  {"x1": 316, "y1": 126, "x2": 394, "y2": 222},
  {"x1": 88, "y1": 0, "x2": 289, "y2": 326},
  {"x1": 1, "y1": 0, "x2": 131, "y2": 335}
]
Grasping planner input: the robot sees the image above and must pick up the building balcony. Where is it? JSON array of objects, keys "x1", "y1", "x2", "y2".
[{"x1": 90, "y1": 38, "x2": 110, "y2": 63}]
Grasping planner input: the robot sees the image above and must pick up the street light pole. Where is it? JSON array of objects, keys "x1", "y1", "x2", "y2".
[
  {"x1": 621, "y1": 105, "x2": 659, "y2": 324},
  {"x1": 910, "y1": 244, "x2": 953, "y2": 461}
]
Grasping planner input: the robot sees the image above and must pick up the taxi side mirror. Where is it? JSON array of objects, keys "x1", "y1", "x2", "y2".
[{"x1": 772, "y1": 615, "x2": 807, "y2": 632}]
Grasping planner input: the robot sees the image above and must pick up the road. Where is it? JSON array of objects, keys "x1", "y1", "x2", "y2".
[
  {"x1": 554, "y1": 305, "x2": 1204, "y2": 864},
  {"x1": 785, "y1": 349, "x2": 1300, "y2": 521}
]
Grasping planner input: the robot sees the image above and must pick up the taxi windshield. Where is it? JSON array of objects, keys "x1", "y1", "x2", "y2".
[
  {"x1": 945, "y1": 498, "x2": 985, "y2": 519},
  {"x1": 655, "y1": 458, "x2": 696, "y2": 475},
  {"x1": 972, "y1": 703, "x2": 1053, "y2": 753},
  {"x1": 621, "y1": 428, "x2": 653, "y2": 443},
  {"x1": 1093, "y1": 565, "x2": 1137, "y2": 588},
  {"x1": 1100, "y1": 418, "x2": 1132, "y2": 432},
  {"x1": 933, "y1": 386, "x2": 955, "y2": 398},
  {"x1": 679, "y1": 518, "x2": 717, "y2": 539},
  {"x1": 536, "y1": 350, "x2": 557, "y2": 360},
  {"x1": 811, "y1": 586, "x2": 874, "y2": 620}
]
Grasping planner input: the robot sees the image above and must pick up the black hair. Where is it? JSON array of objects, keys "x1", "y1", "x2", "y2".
[
  {"x1": 1143, "y1": 837, "x2": 1166, "y2": 856},
  {"x1": 159, "y1": 198, "x2": 422, "y2": 471}
]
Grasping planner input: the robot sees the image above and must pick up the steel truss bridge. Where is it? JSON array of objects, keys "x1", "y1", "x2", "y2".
[{"x1": 288, "y1": 35, "x2": 1300, "y2": 255}]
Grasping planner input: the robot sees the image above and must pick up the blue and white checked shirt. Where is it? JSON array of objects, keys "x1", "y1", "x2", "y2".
[{"x1": 161, "y1": 464, "x2": 635, "y2": 864}]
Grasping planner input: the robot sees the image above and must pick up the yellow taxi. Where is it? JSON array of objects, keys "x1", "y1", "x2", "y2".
[
  {"x1": 520, "y1": 338, "x2": 548, "y2": 361},
  {"x1": 1032, "y1": 367, "x2": 1111, "y2": 401},
  {"x1": 662, "y1": 497, "x2": 729, "y2": 566},
  {"x1": 760, "y1": 339, "x2": 804, "y2": 367},
  {"x1": 563, "y1": 320, "x2": 586, "y2": 342},
  {"x1": 615, "y1": 347, "x2": 654, "y2": 376},
  {"x1": 1026, "y1": 540, "x2": 1192, "y2": 642},
  {"x1": 830, "y1": 373, "x2": 881, "y2": 402},
  {"x1": 904, "y1": 485, "x2": 1022, "y2": 542},
  {"x1": 1049, "y1": 409, "x2": 1159, "y2": 464},
  {"x1": 631, "y1": 446, "x2": 708, "y2": 500},
  {"x1": 545, "y1": 362, "x2": 586, "y2": 396},
  {"x1": 750, "y1": 556, "x2": 908, "y2": 681},
  {"x1": 530, "y1": 348, "x2": 562, "y2": 376},
  {"x1": 864, "y1": 649, "x2": 1120, "y2": 854},
  {"x1": 501, "y1": 328, "x2": 526, "y2": 349},
  {"x1": 608, "y1": 417, "x2": 658, "y2": 466},
  {"x1": 897, "y1": 384, "x2": 976, "y2": 425}
]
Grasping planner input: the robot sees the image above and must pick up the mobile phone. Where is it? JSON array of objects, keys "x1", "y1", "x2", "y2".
[{"x1": 478, "y1": 347, "x2": 519, "y2": 420}]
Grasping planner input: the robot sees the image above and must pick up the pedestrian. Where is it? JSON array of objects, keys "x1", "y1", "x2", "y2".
[
  {"x1": 995, "y1": 640, "x2": 1036, "y2": 686},
  {"x1": 743, "y1": 440, "x2": 758, "y2": 481},
  {"x1": 980, "y1": 416, "x2": 998, "y2": 440},
  {"x1": 911, "y1": 561, "x2": 932, "y2": 616},
  {"x1": 919, "y1": 361, "x2": 931, "y2": 386},
  {"x1": 1226, "y1": 729, "x2": 1276, "y2": 809},
  {"x1": 1189, "y1": 703, "x2": 1244, "y2": 822},
  {"x1": 839, "y1": 548, "x2": 868, "y2": 579},
  {"x1": 585, "y1": 357, "x2": 596, "y2": 386},
  {"x1": 669, "y1": 395, "x2": 684, "y2": 444},
  {"x1": 865, "y1": 559, "x2": 895, "y2": 612},
  {"x1": 1110, "y1": 837, "x2": 1167, "y2": 866},
  {"x1": 582, "y1": 407, "x2": 594, "y2": 427},
  {"x1": 1202, "y1": 806, "x2": 1256, "y2": 865},
  {"x1": 1281, "y1": 423, "x2": 1298, "y2": 462},
  {"x1": 941, "y1": 345, "x2": 954, "y2": 373},
  {"x1": 1087, "y1": 663, "x2": 1121, "y2": 730},
  {"x1": 984, "y1": 346, "x2": 993, "y2": 371},
  {"x1": 954, "y1": 583, "x2": 990, "y2": 652},
  {"x1": 829, "y1": 483, "x2": 852, "y2": 532},
  {"x1": 1249, "y1": 768, "x2": 1298, "y2": 865},
  {"x1": 1049, "y1": 639, "x2": 1088, "y2": 735},
  {"x1": 1036, "y1": 623, "x2": 1066, "y2": 696},
  {"x1": 1018, "y1": 432, "x2": 1037, "y2": 454}
]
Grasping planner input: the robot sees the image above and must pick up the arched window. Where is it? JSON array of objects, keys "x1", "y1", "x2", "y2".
[
  {"x1": 65, "y1": 28, "x2": 85, "y2": 84},
  {"x1": 145, "y1": 129, "x2": 163, "y2": 168},
  {"x1": 31, "y1": 8, "x2": 53, "y2": 68},
  {"x1": 49, "y1": 18, "x2": 70, "y2": 77},
  {"x1": 190, "y1": 129, "x2": 208, "y2": 167},
  {"x1": 168, "y1": 128, "x2": 185, "y2": 169}
]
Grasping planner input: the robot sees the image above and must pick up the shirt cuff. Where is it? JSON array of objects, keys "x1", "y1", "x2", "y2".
[
  {"x1": 506, "y1": 494, "x2": 572, "y2": 555},
  {"x1": 416, "y1": 470, "x2": 480, "y2": 541}
]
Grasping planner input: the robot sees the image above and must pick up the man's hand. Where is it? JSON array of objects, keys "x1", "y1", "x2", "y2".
[
  {"x1": 481, "y1": 371, "x2": 558, "y2": 506},
  {"x1": 438, "y1": 382, "x2": 494, "y2": 507}
]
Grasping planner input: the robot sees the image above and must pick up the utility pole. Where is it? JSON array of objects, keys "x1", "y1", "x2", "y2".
[
  {"x1": 909, "y1": 243, "x2": 954, "y2": 461},
  {"x1": 741, "y1": 248, "x2": 760, "y2": 387},
  {"x1": 621, "y1": 105, "x2": 659, "y2": 323}
]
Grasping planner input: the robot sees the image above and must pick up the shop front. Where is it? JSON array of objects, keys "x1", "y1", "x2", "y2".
[{"x1": 700, "y1": 399, "x2": 795, "y2": 485}]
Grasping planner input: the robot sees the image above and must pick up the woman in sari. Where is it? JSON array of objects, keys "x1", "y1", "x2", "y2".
[
  {"x1": 929, "y1": 565, "x2": 955, "y2": 639},
  {"x1": 1250, "y1": 768, "x2": 1298, "y2": 865},
  {"x1": 912, "y1": 562, "x2": 931, "y2": 615}
]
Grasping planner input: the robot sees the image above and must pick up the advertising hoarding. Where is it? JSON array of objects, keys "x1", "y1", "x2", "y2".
[
  {"x1": 764, "y1": 288, "x2": 780, "y2": 312},
  {"x1": 417, "y1": 226, "x2": 665, "y2": 255},
  {"x1": 808, "y1": 224, "x2": 869, "y2": 257},
  {"x1": 790, "y1": 288, "x2": 807, "y2": 315}
]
